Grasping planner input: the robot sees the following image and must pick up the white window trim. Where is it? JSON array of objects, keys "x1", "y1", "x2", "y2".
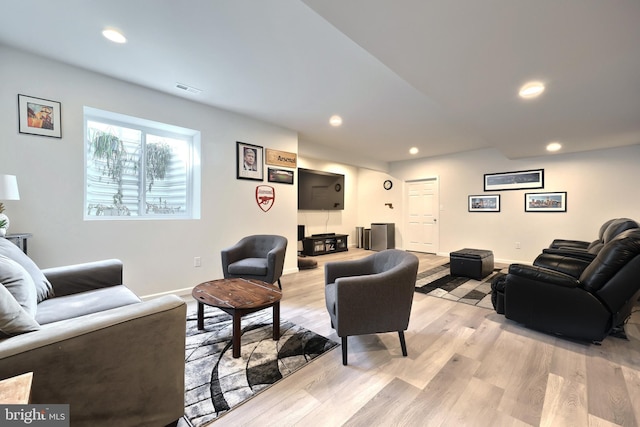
[{"x1": 83, "y1": 106, "x2": 201, "y2": 220}]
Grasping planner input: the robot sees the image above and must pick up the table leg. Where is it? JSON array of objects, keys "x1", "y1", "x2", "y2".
[
  {"x1": 197, "y1": 302, "x2": 205, "y2": 330},
  {"x1": 232, "y1": 311, "x2": 241, "y2": 358},
  {"x1": 272, "y1": 302, "x2": 280, "y2": 341}
]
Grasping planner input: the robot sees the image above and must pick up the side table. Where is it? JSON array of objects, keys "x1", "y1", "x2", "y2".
[
  {"x1": 0, "y1": 372, "x2": 33, "y2": 404},
  {"x1": 4, "y1": 233, "x2": 32, "y2": 255}
]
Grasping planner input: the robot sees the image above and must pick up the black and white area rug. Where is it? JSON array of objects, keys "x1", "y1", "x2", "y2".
[
  {"x1": 415, "y1": 262, "x2": 507, "y2": 309},
  {"x1": 181, "y1": 306, "x2": 338, "y2": 427}
]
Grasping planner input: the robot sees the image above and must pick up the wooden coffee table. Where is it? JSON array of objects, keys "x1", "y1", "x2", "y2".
[{"x1": 192, "y1": 278, "x2": 282, "y2": 358}]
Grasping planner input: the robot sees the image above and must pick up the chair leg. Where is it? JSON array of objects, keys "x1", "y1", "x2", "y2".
[
  {"x1": 342, "y1": 336, "x2": 348, "y2": 365},
  {"x1": 277, "y1": 278, "x2": 282, "y2": 290},
  {"x1": 398, "y1": 331, "x2": 408, "y2": 357}
]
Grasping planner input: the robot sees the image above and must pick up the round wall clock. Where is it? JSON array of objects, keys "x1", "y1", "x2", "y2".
[{"x1": 383, "y1": 180, "x2": 393, "y2": 190}]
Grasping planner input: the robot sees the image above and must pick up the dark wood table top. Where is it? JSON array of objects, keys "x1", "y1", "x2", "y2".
[{"x1": 192, "y1": 278, "x2": 282, "y2": 310}]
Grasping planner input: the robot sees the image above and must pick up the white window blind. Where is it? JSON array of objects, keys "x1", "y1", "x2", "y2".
[{"x1": 84, "y1": 107, "x2": 200, "y2": 219}]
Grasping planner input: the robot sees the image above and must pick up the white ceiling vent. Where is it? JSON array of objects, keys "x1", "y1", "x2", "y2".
[{"x1": 175, "y1": 82, "x2": 202, "y2": 94}]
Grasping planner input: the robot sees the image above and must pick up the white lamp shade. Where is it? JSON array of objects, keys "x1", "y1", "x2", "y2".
[{"x1": 0, "y1": 175, "x2": 20, "y2": 200}]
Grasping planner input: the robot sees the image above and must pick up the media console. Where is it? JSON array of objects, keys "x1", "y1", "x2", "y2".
[{"x1": 302, "y1": 233, "x2": 348, "y2": 256}]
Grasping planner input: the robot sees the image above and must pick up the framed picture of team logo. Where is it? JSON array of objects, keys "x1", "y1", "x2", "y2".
[{"x1": 236, "y1": 141, "x2": 264, "y2": 181}]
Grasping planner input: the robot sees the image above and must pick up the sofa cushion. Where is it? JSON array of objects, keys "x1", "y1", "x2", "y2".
[
  {"x1": 35, "y1": 285, "x2": 142, "y2": 325},
  {"x1": 228, "y1": 258, "x2": 268, "y2": 276},
  {"x1": 0, "y1": 238, "x2": 54, "y2": 302},
  {"x1": 0, "y1": 254, "x2": 37, "y2": 316},
  {"x1": 0, "y1": 283, "x2": 41, "y2": 337}
]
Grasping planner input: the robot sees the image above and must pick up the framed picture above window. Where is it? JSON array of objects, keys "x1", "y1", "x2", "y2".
[
  {"x1": 18, "y1": 94, "x2": 62, "y2": 138},
  {"x1": 484, "y1": 169, "x2": 544, "y2": 191},
  {"x1": 237, "y1": 141, "x2": 264, "y2": 181},
  {"x1": 525, "y1": 192, "x2": 567, "y2": 212},
  {"x1": 468, "y1": 194, "x2": 500, "y2": 212}
]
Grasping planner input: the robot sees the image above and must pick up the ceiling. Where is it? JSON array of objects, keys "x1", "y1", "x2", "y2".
[{"x1": 1, "y1": 0, "x2": 639, "y2": 164}]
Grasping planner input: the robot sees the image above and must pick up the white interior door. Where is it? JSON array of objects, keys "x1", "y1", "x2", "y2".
[{"x1": 405, "y1": 178, "x2": 439, "y2": 253}]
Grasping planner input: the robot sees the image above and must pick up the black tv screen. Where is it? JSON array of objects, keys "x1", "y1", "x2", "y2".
[{"x1": 298, "y1": 168, "x2": 345, "y2": 210}]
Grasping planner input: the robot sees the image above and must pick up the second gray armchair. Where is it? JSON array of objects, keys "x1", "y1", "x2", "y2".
[
  {"x1": 324, "y1": 249, "x2": 419, "y2": 365},
  {"x1": 221, "y1": 235, "x2": 288, "y2": 289}
]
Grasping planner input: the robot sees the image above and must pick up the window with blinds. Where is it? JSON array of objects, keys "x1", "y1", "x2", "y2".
[{"x1": 84, "y1": 107, "x2": 200, "y2": 219}]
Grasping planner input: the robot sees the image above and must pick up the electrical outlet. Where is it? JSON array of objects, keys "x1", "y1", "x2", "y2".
[
  {"x1": 515, "y1": 242, "x2": 521, "y2": 249},
  {"x1": 194, "y1": 257, "x2": 201, "y2": 267}
]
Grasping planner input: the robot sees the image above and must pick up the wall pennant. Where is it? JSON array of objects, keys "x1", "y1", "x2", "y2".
[{"x1": 256, "y1": 185, "x2": 275, "y2": 212}]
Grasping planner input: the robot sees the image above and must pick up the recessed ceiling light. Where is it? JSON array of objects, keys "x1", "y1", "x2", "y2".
[
  {"x1": 409, "y1": 147, "x2": 419, "y2": 155},
  {"x1": 546, "y1": 142, "x2": 562, "y2": 152},
  {"x1": 329, "y1": 115, "x2": 342, "y2": 127},
  {"x1": 519, "y1": 81, "x2": 545, "y2": 99},
  {"x1": 102, "y1": 28, "x2": 127, "y2": 44}
]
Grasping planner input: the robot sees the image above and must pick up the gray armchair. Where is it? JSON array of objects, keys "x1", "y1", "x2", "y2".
[
  {"x1": 221, "y1": 235, "x2": 288, "y2": 289},
  {"x1": 324, "y1": 249, "x2": 419, "y2": 365}
]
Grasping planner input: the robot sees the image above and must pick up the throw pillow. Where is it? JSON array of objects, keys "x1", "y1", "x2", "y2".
[
  {"x1": 0, "y1": 283, "x2": 41, "y2": 337},
  {"x1": 0, "y1": 254, "x2": 37, "y2": 316},
  {"x1": 0, "y1": 238, "x2": 53, "y2": 302}
]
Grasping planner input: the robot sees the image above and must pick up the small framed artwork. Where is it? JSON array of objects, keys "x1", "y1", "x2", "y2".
[
  {"x1": 468, "y1": 194, "x2": 500, "y2": 212},
  {"x1": 484, "y1": 169, "x2": 544, "y2": 191},
  {"x1": 267, "y1": 168, "x2": 294, "y2": 185},
  {"x1": 525, "y1": 192, "x2": 567, "y2": 212},
  {"x1": 18, "y1": 94, "x2": 62, "y2": 138},
  {"x1": 236, "y1": 141, "x2": 263, "y2": 181}
]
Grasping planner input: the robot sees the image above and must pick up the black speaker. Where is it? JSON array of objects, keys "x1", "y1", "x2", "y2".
[{"x1": 298, "y1": 225, "x2": 305, "y2": 241}]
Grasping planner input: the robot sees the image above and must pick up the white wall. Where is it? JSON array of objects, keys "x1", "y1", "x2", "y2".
[
  {"x1": 389, "y1": 145, "x2": 640, "y2": 263},
  {"x1": 0, "y1": 46, "x2": 299, "y2": 298},
  {"x1": 3, "y1": 46, "x2": 639, "y2": 295}
]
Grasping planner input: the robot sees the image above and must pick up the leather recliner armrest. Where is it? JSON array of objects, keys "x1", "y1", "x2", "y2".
[
  {"x1": 549, "y1": 238, "x2": 591, "y2": 250},
  {"x1": 541, "y1": 247, "x2": 597, "y2": 262},
  {"x1": 508, "y1": 263, "x2": 580, "y2": 288},
  {"x1": 533, "y1": 253, "x2": 592, "y2": 278}
]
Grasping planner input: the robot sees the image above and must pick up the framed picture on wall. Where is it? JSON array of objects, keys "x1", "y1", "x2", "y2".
[
  {"x1": 236, "y1": 141, "x2": 264, "y2": 181},
  {"x1": 468, "y1": 194, "x2": 500, "y2": 212},
  {"x1": 267, "y1": 168, "x2": 294, "y2": 184},
  {"x1": 18, "y1": 94, "x2": 62, "y2": 138},
  {"x1": 484, "y1": 169, "x2": 544, "y2": 191},
  {"x1": 525, "y1": 192, "x2": 567, "y2": 212}
]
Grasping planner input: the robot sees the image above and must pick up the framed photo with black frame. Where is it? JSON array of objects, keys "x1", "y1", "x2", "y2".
[
  {"x1": 468, "y1": 194, "x2": 500, "y2": 212},
  {"x1": 236, "y1": 141, "x2": 263, "y2": 181},
  {"x1": 267, "y1": 168, "x2": 294, "y2": 185},
  {"x1": 18, "y1": 94, "x2": 62, "y2": 138},
  {"x1": 484, "y1": 169, "x2": 544, "y2": 191},
  {"x1": 525, "y1": 192, "x2": 567, "y2": 212}
]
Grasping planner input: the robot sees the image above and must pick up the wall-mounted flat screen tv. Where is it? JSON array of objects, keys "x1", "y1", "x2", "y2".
[{"x1": 298, "y1": 168, "x2": 345, "y2": 210}]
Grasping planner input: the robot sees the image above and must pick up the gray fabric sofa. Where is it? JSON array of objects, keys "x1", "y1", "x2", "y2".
[{"x1": 0, "y1": 238, "x2": 186, "y2": 427}]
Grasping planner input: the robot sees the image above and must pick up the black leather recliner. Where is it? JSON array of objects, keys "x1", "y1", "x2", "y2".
[
  {"x1": 502, "y1": 228, "x2": 640, "y2": 343},
  {"x1": 548, "y1": 218, "x2": 618, "y2": 250},
  {"x1": 533, "y1": 218, "x2": 639, "y2": 277}
]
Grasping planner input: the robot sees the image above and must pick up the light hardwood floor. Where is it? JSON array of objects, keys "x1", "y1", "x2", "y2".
[{"x1": 202, "y1": 249, "x2": 640, "y2": 427}]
